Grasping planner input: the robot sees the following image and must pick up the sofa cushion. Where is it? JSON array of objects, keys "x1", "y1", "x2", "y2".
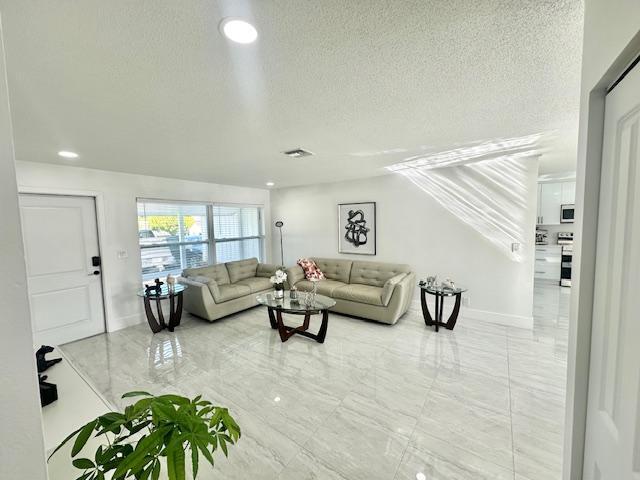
[
  {"x1": 333, "y1": 284, "x2": 385, "y2": 306},
  {"x1": 295, "y1": 279, "x2": 347, "y2": 296},
  {"x1": 212, "y1": 284, "x2": 251, "y2": 303},
  {"x1": 183, "y1": 264, "x2": 230, "y2": 285},
  {"x1": 285, "y1": 265, "x2": 306, "y2": 288},
  {"x1": 226, "y1": 258, "x2": 259, "y2": 283},
  {"x1": 235, "y1": 276, "x2": 273, "y2": 293},
  {"x1": 297, "y1": 258, "x2": 326, "y2": 280},
  {"x1": 256, "y1": 263, "x2": 279, "y2": 278},
  {"x1": 349, "y1": 261, "x2": 411, "y2": 287},
  {"x1": 312, "y1": 258, "x2": 352, "y2": 283}
]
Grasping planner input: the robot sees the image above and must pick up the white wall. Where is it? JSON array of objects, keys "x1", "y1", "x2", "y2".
[
  {"x1": 565, "y1": 2, "x2": 640, "y2": 479},
  {"x1": 0, "y1": 18, "x2": 48, "y2": 480},
  {"x1": 15, "y1": 161, "x2": 272, "y2": 332},
  {"x1": 270, "y1": 158, "x2": 539, "y2": 327}
]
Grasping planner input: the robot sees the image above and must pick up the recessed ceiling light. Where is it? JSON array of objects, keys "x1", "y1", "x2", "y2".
[
  {"x1": 220, "y1": 18, "x2": 258, "y2": 44},
  {"x1": 416, "y1": 473, "x2": 426, "y2": 480},
  {"x1": 266, "y1": 182, "x2": 275, "y2": 187},
  {"x1": 58, "y1": 150, "x2": 79, "y2": 159}
]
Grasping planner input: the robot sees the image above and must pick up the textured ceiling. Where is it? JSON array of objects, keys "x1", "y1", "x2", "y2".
[{"x1": 0, "y1": 0, "x2": 583, "y2": 188}]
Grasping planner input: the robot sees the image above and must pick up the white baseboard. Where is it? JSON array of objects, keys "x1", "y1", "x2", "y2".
[
  {"x1": 409, "y1": 300, "x2": 533, "y2": 329},
  {"x1": 107, "y1": 313, "x2": 143, "y2": 332}
]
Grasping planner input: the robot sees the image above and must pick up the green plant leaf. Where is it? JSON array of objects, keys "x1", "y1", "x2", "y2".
[
  {"x1": 152, "y1": 461, "x2": 160, "y2": 480},
  {"x1": 122, "y1": 391, "x2": 152, "y2": 398},
  {"x1": 72, "y1": 458, "x2": 95, "y2": 469},
  {"x1": 191, "y1": 445, "x2": 199, "y2": 479},
  {"x1": 166, "y1": 445, "x2": 186, "y2": 480},
  {"x1": 72, "y1": 419, "x2": 99, "y2": 457},
  {"x1": 157, "y1": 394, "x2": 190, "y2": 405},
  {"x1": 47, "y1": 423, "x2": 85, "y2": 461},
  {"x1": 112, "y1": 428, "x2": 167, "y2": 478}
]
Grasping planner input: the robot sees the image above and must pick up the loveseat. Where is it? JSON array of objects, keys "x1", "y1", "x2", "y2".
[
  {"x1": 181, "y1": 258, "x2": 279, "y2": 321},
  {"x1": 286, "y1": 258, "x2": 415, "y2": 324}
]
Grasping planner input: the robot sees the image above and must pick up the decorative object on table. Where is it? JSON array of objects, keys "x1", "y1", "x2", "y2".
[
  {"x1": 426, "y1": 275, "x2": 437, "y2": 287},
  {"x1": 290, "y1": 286, "x2": 298, "y2": 300},
  {"x1": 338, "y1": 202, "x2": 376, "y2": 255},
  {"x1": 275, "y1": 220, "x2": 285, "y2": 267},
  {"x1": 297, "y1": 258, "x2": 326, "y2": 280},
  {"x1": 145, "y1": 278, "x2": 165, "y2": 296},
  {"x1": 309, "y1": 277, "x2": 320, "y2": 305},
  {"x1": 270, "y1": 269, "x2": 287, "y2": 299},
  {"x1": 256, "y1": 292, "x2": 335, "y2": 343},
  {"x1": 419, "y1": 282, "x2": 467, "y2": 332},
  {"x1": 137, "y1": 283, "x2": 185, "y2": 333},
  {"x1": 166, "y1": 274, "x2": 176, "y2": 293},
  {"x1": 49, "y1": 391, "x2": 240, "y2": 480},
  {"x1": 442, "y1": 278, "x2": 455, "y2": 289}
]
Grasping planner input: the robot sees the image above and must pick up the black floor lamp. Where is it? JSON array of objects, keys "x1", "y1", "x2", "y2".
[{"x1": 275, "y1": 221, "x2": 284, "y2": 267}]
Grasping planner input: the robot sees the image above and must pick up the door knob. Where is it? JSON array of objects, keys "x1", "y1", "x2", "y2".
[{"x1": 89, "y1": 270, "x2": 100, "y2": 276}]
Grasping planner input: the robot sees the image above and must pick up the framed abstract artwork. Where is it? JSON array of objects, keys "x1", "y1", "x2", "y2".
[{"x1": 338, "y1": 202, "x2": 376, "y2": 255}]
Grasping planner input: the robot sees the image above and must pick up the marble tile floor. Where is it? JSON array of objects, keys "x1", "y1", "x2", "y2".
[{"x1": 62, "y1": 281, "x2": 570, "y2": 480}]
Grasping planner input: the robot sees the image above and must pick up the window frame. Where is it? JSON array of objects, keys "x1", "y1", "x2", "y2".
[{"x1": 136, "y1": 198, "x2": 265, "y2": 280}]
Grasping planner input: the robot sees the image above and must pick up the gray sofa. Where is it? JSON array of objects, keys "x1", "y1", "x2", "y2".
[
  {"x1": 181, "y1": 258, "x2": 279, "y2": 321},
  {"x1": 286, "y1": 258, "x2": 415, "y2": 325}
]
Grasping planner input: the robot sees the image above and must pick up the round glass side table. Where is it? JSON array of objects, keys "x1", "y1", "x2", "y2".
[
  {"x1": 137, "y1": 284, "x2": 185, "y2": 333},
  {"x1": 419, "y1": 284, "x2": 467, "y2": 332}
]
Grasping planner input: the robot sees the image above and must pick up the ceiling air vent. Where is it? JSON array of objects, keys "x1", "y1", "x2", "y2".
[{"x1": 283, "y1": 148, "x2": 313, "y2": 158}]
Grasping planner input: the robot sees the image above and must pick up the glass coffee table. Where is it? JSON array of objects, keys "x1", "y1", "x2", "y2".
[
  {"x1": 419, "y1": 284, "x2": 467, "y2": 332},
  {"x1": 256, "y1": 291, "x2": 335, "y2": 343}
]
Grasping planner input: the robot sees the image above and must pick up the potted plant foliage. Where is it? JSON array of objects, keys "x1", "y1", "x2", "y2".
[{"x1": 49, "y1": 391, "x2": 240, "y2": 480}]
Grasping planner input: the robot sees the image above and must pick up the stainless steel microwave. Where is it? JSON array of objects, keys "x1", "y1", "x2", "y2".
[{"x1": 561, "y1": 204, "x2": 575, "y2": 223}]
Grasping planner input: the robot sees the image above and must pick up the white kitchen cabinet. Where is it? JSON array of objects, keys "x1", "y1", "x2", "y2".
[
  {"x1": 561, "y1": 181, "x2": 575, "y2": 205},
  {"x1": 536, "y1": 181, "x2": 576, "y2": 225},
  {"x1": 534, "y1": 245, "x2": 562, "y2": 281},
  {"x1": 539, "y1": 182, "x2": 562, "y2": 225}
]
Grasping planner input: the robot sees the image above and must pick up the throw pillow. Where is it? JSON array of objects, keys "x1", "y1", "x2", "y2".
[{"x1": 297, "y1": 258, "x2": 326, "y2": 281}]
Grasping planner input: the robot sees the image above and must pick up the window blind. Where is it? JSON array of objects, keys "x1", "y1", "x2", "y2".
[{"x1": 137, "y1": 200, "x2": 264, "y2": 282}]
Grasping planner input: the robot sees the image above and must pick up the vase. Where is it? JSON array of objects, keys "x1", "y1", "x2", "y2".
[{"x1": 274, "y1": 283, "x2": 284, "y2": 299}]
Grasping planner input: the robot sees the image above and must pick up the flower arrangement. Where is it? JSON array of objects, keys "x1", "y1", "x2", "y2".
[
  {"x1": 270, "y1": 269, "x2": 287, "y2": 299},
  {"x1": 269, "y1": 269, "x2": 287, "y2": 285}
]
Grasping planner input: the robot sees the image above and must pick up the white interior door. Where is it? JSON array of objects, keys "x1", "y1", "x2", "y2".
[
  {"x1": 583, "y1": 61, "x2": 640, "y2": 479},
  {"x1": 19, "y1": 194, "x2": 105, "y2": 346}
]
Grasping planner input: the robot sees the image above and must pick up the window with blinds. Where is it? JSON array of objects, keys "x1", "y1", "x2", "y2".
[
  {"x1": 212, "y1": 205, "x2": 264, "y2": 263},
  {"x1": 137, "y1": 200, "x2": 264, "y2": 282}
]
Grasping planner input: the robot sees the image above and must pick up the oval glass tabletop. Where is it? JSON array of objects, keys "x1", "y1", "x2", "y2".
[
  {"x1": 419, "y1": 284, "x2": 467, "y2": 296},
  {"x1": 137, "y1": 284, "x2": 185, "y2": 298},
  {"x1": 256, "y1": 291, "x2": 336, "y2": 312}
]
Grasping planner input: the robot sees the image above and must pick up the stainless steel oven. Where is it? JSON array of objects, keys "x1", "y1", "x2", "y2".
[{"x1": 560, "y1": 204, "x2": 575, "y2": 223}]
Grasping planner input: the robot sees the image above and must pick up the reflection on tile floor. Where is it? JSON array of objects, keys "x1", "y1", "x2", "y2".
[{"x1": 62, "y1": 281, "x2": 569, "y2": 480}]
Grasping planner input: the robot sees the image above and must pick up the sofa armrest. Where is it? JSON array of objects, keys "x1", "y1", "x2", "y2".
[
  {"x1": 180, "y1": 276, "x2": 221, "y2": 303},
  {"x1": 381, "y1": 273, "x2": 408, "y2": 306},
  {"x1": 256, "y1": 263, "x2": 280, "y2": 278},
  {"x1": 285, "y1": 265, "x2": 305, "y2": 288}
]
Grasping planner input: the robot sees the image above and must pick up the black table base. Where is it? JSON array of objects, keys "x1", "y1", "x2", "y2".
[
  {"x1": 267, "y1": 307, "x2": 329, "y2": 343},
  {"x1": 420, "y1": 289, "x2": 462, "y2": 332},
  {"x1": 143, "y1": 292, "x2": 183, "y2": 333}
]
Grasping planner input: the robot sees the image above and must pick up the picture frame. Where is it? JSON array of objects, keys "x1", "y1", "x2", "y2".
[{"x1": 338, "y1": 202, "x2": 376, "y2": 255}]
